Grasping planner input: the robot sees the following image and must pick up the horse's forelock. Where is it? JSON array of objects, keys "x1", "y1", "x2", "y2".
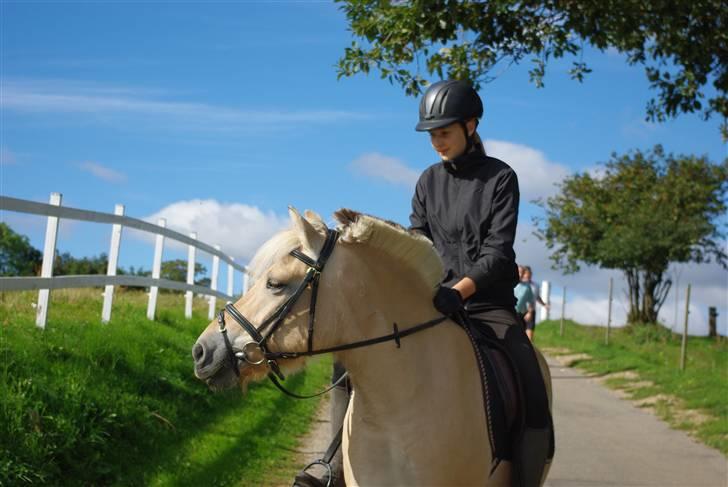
[{"x1": 248, "y1": 228, "x2": 301, "y2": 282}]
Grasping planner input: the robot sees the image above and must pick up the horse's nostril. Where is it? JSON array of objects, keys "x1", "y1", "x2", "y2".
[{"x1": 192, "y1": 342, "x2": 205, "y2": 364}]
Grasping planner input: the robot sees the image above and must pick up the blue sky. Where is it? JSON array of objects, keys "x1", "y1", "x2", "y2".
[{"x1": 1, "y1": 2, "x2": 726, "y2": 334}]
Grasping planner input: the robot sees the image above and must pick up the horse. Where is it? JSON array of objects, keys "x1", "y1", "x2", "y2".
[{"x1": 192, "y1": 208, "x2": 552, "y2": 486}]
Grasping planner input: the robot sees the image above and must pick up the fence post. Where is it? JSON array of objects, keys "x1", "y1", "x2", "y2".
[
  {"x1": 680, "y1": 284, "x2": 691, "y2": 371},
  {"x1": 208, "y1": 245, "x2": 221, "y2": 320},
  {"x1": 35, "y1": 192, "x2": 62, "y2": 329},
  {"x1": 606, "y1": 277, "x2": 613, "y2": 345},
  {"x1": 101, "y1": 204, "x2": 124, "y2": 323},
  {"x1": 185, "y1": 232, "x2": 197, "y2": 319},
  {"x1": 708, "y1": 306, "x2": 718, "y2": 339},
  {"x1": 226, "y1": 258, "x2": 234, "y2": 301},
  {"x1": 539, "y1": 280, "x2": 551, "y2": 322},
  {"x1": 559, "y1": 286, "x2": 566, "y2": 337},
  {"x1": 146, "y1": 218, "x2": 166, "y2": 321}
]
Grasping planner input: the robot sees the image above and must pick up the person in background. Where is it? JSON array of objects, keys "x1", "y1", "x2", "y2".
[
  {"x1": 522, "y1": 265, "x2": 549, "y2": 342},
  {"x1": 514, "y1": 265, "x2": 535, "y2": 333}
]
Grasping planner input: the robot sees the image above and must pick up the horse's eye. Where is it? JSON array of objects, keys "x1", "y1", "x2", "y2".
[{"x1": 266, "y1": 279, "x2": 284, "y2": 290}]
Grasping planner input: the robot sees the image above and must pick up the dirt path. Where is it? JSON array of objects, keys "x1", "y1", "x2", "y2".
[
  {"x1": 294, "y1": 395, "x2": 333, "y2": 467},
  {"x1": 274, "y1": 395, "x2": 333, "y2": 487}
]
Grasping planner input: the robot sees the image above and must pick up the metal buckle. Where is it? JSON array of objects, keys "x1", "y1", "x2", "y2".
[
  {"x1": 217, "y1": 310, "x2": 227, "y2": 332},
  {"x1": 236, "y1": 341, "x2": 266, "y2": 365}
]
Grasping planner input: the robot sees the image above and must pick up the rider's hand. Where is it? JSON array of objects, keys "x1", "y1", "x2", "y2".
[{"x1": 433, "y1": 286, "x2": 464, "y2": 316}]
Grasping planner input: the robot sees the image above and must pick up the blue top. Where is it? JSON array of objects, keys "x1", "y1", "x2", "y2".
[{"x1": 514, "y1": 282, "x2": 534, "y2": 314}]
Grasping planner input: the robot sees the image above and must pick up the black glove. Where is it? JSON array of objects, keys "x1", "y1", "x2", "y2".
[{"x1": 433, "y1": 286, "x2": 464, "y2": 316}]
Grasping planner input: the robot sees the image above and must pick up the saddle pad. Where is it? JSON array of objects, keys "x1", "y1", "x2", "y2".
[{"x1": 460, "y1": 323, "x2": 520, "y2": 463}]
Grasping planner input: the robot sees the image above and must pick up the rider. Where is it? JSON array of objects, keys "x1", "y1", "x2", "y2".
[
  {"x1": 294, "y1": 80, "x2": 553, "y2": 487},
  {"x1": 410, "y1": 79, "x2": 554, "y2": 487}
]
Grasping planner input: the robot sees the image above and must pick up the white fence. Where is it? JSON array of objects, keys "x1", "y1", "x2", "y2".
[{"x1": 0, "y1": 193, "x2": 250, "y2": 329}]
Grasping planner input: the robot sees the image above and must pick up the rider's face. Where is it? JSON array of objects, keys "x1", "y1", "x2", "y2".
[{"x1": 428, "y1": 119, "x2": 476, "y2": 160}]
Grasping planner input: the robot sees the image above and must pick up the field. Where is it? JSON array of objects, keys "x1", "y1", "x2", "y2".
[
  {"x1": 535, "y1": 319, "x2": 727, "y2": 454},
  {"x1": 0, "y1": 289, "x2": 331, "y2": 486}
]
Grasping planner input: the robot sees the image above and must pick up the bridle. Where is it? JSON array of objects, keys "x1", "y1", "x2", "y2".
[{"x1": 217, "y1": 227, "x2": 448, "y2": 399}]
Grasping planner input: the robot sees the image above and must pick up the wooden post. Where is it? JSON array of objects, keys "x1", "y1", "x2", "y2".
[
  {"x1": 146, "y1": 218, "x2": 166, "y2": 320},
  {"x1": 208, "y1": 245, "x2": 221, "y2": 320},
  {"x1": 226, "y1": 258, "x2": 234, "y2": 302},
  {"x1": 680, "y1": 284, "x2": 691, "y2": 371},
  {"x1": 673, "y1": 275, "x2": 680, "y2": 335},
  {"x1": 36, "y1": 192, "x2": 62, "y2": 329},
  {"x1": 708, "y1": 306, "x2": 718, "y2": 339},
  {"x1": 559, "y1": 286, "x2": 566, "y2": 337},
  {"x1": 185, "y1": 232, "x2": 197, "y2": 319},
  {"x1": 101, "y1": 204, "x2": 124, "y2": 323},
  {"x1": 606, "y1": 277, "x2": 613, "y2": 345}
]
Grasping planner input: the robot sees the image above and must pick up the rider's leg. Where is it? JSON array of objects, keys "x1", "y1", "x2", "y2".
[{"x1": 468, "y1": 308, "x2": 554, "y2": 487}]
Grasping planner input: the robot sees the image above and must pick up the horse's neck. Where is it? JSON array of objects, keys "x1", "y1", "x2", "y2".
[
  {"x1": 333, "y1": 255, "x2": 491, "y2": 484},
  {"x1": 333, "y1": 250, "x2": 471, "y2": 403},
  {"x1": 337, "y1": 252, "x2": 489, "y2": 476}
]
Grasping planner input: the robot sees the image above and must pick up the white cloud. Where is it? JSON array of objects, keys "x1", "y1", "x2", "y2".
[
  {"x1": 141, "y1": 199, "x2": 289, "y2": 262},
  {"x1": 79, "y1": 162, "x2": 127, "y2": 183},
  {"x1": 349, "y1": 152, "x2": 420, "y2": 188},
  {"x1": 0, "y1": 79, "x2": 369, "y2": 132},
  {"x1": 485, "y1": 139, "x2": 570, "y2": 202}
]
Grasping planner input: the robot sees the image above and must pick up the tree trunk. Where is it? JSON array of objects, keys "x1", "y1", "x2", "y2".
[
  {"x1": 625, "y1": 268, "x2": 641, "y2": 323},
  {"x1": 624, "y1": 268, "x2": 671, "y2": 325}
]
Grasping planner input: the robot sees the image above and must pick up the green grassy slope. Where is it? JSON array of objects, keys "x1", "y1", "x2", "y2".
[{"x1": 1, "y1": 289, "x2": 330, "y2": 486}]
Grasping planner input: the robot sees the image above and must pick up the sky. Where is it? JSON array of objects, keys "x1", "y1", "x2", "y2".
[{"x1": 1, "y1": 1, "x2": 726, "y2": 335}]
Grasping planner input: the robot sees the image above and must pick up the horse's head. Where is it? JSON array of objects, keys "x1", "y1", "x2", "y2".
[
  {"x1": 192, "y1": 207, "x2": 443, "y2": 392},
  {"x1": 192, "y1": 207, "x2": 338, "y2": 391}
]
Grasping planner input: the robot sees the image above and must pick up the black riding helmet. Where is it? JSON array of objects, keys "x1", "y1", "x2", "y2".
[{"x1": 415, "y1": 80, "x2": 483, "y2": 132}]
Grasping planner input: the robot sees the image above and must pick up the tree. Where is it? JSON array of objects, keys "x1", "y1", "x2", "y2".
[
  {"x1": 336, "y1": 0, "x2": 728, "y2": 137},
  {"x1": 535, "y1": 145, "x2": 727, "y2": 324},
  {"x1": 54, "y1": 252, "x2": 109, "y2": 276},
  {"x1": 160, "y1": 259, "x2": 207, "y2": 284},
  {"x1": 0, "y1": 223, "x2": 42, "y2": 276}
]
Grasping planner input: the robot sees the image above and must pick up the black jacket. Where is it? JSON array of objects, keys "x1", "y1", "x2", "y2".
[{"x1": 409, "y1": 150, "x2": 519, "y2": 311}]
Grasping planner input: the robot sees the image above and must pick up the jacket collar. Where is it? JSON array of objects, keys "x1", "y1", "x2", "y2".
[{"x1": 443, "y1": 147, "x2": 485, "y2": 174}]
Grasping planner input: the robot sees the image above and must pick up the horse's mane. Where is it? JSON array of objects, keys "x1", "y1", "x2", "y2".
[
  {"x1": 248, "y1": 209, "x2": 443, "y2": 290},
  {"x1": 335, "y1": 209, "x2": 443, "y2": 290}
]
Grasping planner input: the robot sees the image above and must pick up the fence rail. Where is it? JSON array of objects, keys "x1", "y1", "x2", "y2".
[
  {"x1": 0, "y1": 193, "x2": 249, "y2": 328},
  {"x1": 0, "y1": 275, "x2": 232, "y2": 300},
  {"x1": 0, "y1": 195, "x2": 246, "y2": 272}
]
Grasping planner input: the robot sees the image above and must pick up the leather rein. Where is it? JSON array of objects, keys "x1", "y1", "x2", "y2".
[{"x1": 217, "y1": 228, "x2": 448, "y2": 399}]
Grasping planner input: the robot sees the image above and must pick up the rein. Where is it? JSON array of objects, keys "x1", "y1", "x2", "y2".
[{"x1": 217, "y1": 227, "x2": 449, "y2": 399}]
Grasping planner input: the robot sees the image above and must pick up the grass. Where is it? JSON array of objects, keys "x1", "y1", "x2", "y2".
[
  {"x1": 0, "y1": 288, "x2": 331, "y2": 486},
  {"x1": 534, "y1": 319, "x2": 728, "y2": 455}
]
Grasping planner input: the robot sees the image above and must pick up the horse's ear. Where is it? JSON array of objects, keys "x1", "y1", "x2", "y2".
[
  {"x1": 303, "y1": 210, "x2": 327, "y2": 233},
  {"x1": 289, "y1": 206, "x2": 325, "y2": 251}
]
